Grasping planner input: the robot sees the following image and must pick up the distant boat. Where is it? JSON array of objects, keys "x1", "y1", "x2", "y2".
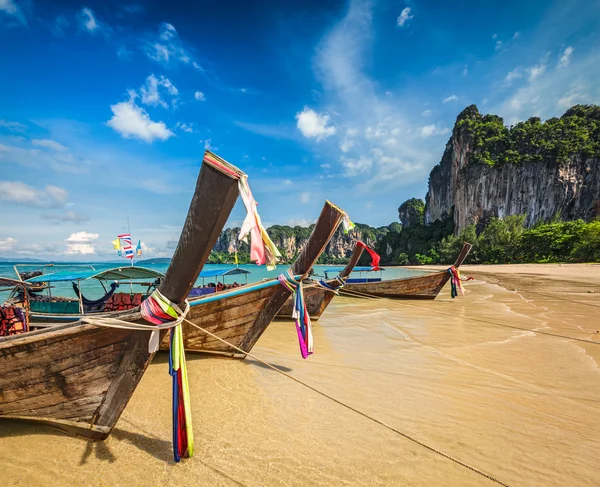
[
  {"x1": 340, "y1": 243, "x2": 472, "y2": 299},
  {"x1": 276, "y1": 242, "x2": 365, "y2": 320},
  {"x1": 0, "y1": 151, "x2": 246, "y2": 439}
]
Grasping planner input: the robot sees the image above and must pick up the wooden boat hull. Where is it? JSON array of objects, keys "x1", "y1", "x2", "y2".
[
  {"x1": 0, "y1": 150, "x2": 245, "y2": 438},
  {"x1": 276, "y1": 286, "x2": 335, "y2": 320},
  {"x1": 0, "y1": 313, "x2": 155, "y2": 440},
  {"x1": 342, "y1": 243, "x2": 473, "y2": 300}
]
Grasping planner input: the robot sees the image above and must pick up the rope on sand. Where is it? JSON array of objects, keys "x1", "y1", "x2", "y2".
[
  {"x1": 181, "y1": 316, "x2": 512, "y2": 487},
  {"x1": 337, "y1": 288, "x2": 600, "y2": 346}
]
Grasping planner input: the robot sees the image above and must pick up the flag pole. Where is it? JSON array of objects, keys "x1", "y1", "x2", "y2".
[{"x1": 127, "y1": 217, "x2": 134, "y2": 267}]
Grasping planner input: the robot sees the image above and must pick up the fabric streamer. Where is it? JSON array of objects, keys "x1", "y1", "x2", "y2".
[
  {"x1": 141, "y1": 290, "x2": 194, "y2": 462},
  {"x1": 447, "y1": 266, "x2": 474, "y2": 298},
  {"x1": 278, "y1": 270, "x2": 313, "y2": 359},
  {"x1": 341, "y1": 214, "x2": 355, "y2": 234},
  {"x1": 238, "y1": 176, "x2": 282, "y2": 271},
  {"x1": 317, "y1": 275, "x2": 346, "y2": 295},
  {"x1": 356, "y1": 241, "x2": 381, "y2": 270}
]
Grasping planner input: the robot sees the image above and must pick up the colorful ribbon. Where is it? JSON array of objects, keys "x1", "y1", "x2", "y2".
[
  {"x1": 447, "y1": 266, "x2": 474, "y2": 298},
  {"x1": 317, "y1": 275, "x2": 346, "y2": 295},
  {"x1": 278, "y1": 270, "x2": 313, "y2": 359},
  {"x1": 356, "y1": 241, "x2": 381, "y2": 270},
  {"x1": 141, "y1": 290, "x2": 194, "y2": 462},
  {"x1": 238, "y1": 176, "x2": 282, "y2": 271}
]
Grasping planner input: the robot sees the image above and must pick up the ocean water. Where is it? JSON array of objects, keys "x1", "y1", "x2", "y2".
[{"x1": 0, "y1": 261, "x2": 428, "y2": 302}]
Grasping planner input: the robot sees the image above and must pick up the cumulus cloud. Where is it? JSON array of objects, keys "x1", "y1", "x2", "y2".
[
  {"x1": 139, "y1": 74, "x2": 178, "y2": 108},
  {"x1": 106, "y1": 95, "x2": 174, "y2": 143},
  {"x1": 442, "y1": 94, "x2": 458, "y2": 103},
  {"x1": 0, "y1": 237, "x2": 16, "y2": 251},
  {"x1": 296, "y1": 107, "x2": 336, "y2": 140},
  {"x1": 558, "y1": 46, "x2": 574, "y2": 68},
  {"x1": 194, "y1": 91, "x2": 205, "y2": 101},
  {"x1": 396, "y1": 7, "x2": 413, "y2": 27},
  {"x1": 79, "y1": 7, "x2": 98, "y2": 32},
  {"x1": 65, "y1": 231, "x2": 99, "y2": 255},
  {"x1": 42, "y1": 211, "x2": 90, "y2": 224},
  {"x1": 66, "y1": 231, "x2": 98, "y2": 242},
  {"x1": 0, "y1": 181, "x2": 68, "y2": 207}
]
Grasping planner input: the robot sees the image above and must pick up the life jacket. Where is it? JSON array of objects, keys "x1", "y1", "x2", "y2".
[{"x1": 0, "y1": 306, "x2": 27, "y2": 337}]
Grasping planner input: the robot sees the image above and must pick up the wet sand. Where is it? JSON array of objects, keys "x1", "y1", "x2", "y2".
[{"x1": 2, "y1": 265, "x2": 600, "y2": 486}]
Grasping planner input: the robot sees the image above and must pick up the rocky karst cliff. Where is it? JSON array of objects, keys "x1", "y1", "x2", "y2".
[{"x1": 425, "y1": 105, "x2": 600, "y2": 233}]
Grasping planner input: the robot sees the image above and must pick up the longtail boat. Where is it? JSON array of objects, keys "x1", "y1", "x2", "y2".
[
  {"x1": 276, "y1": 242, "x2": 365, "y2": 320},
  {"x1": 340, "y1": 243, "x2": 472, "y2": 299},
  {"x1": 160, "y1": 201, "x2": 345, "y2": 357},
  {"x1": 0, "y1": 151, "x2": 245, "y2": 439}
]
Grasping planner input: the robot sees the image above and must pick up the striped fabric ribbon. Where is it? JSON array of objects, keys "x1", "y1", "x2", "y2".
[
  {"x1": 141, "y1": 290, "x2": 194, "y2": 462},
  {"x1": 278, "y1": 270, "x2": 313, "y2": 359}
]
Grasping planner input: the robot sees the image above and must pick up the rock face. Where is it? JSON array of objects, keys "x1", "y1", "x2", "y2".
[
  {"x1": 425, "y1": 105, "x2": 600, "y2": 233},
  {"x1": 398, "y1": 198, "x2": 425, "y2": 228},
  {"x1": 213, "y1": 224, "x2": 383, "y2": 262}
]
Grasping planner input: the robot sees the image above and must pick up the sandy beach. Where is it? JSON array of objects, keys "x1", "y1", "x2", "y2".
[{"x1": 2, "y1": 264, "x2": 599, "y2": 486}]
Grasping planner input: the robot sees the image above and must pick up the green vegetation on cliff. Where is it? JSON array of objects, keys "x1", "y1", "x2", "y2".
[{"x1": 458, "y1": 104, "x2": 600, "y2": 166}]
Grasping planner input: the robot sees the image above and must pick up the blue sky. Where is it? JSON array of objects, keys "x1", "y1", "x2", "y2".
[{"x1": 1, "y1": 0, "x2": 599, "y2": 260}]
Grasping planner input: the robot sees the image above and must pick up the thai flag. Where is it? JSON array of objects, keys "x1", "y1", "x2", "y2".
[
  {"x1": 118, "y1": 233, "x2": 132, "y2": 245},
  {"x1": 123, "y1": 245, "x2": 134, "y2": 259}
]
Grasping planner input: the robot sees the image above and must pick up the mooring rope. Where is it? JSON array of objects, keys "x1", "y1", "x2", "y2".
[
  {"x1": 337, "y1": 288, "x2": 600, "y2": 346},
  {"x1": 180, "y1": 316, "x2": 511, "y2": 487}
]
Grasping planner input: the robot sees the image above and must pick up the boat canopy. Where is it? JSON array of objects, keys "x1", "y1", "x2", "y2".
[
  {"x1": 25, "y1": 266, "x2": 164, "y2": 283},
  {"x1": 199, "y1": 267, "x2": 251, "y2": 278},
  {"x1": 324, "y1": 266, "x2": 384, "y2": 276}
]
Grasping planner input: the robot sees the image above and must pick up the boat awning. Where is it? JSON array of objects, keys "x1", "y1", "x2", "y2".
[
  {"x1": 26, "y1": 267, "x2": 164, "y2": 283},
  {"x1": 324, "y1": 266, "x2": 384, "y2": 275},
  {"x1": 0, "y1": 276, "x2": 37, "y2": 289},
  {"x1": 199, "y1": 267, "x2": 251, "y2": 278}
]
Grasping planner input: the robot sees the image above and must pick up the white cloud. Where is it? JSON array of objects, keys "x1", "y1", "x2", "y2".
[
  {"x1": 296, "y1": 107, "x2": 336, "y2": 140},
  {"x1": 106, "y1": 98, "x2": 174, "y2": 143},
  {"x1": 320, "y1": 163, "x2": 331, "y2": 169},
  {"x1": 66, "y1": 231, "x2": 98, "y2": 242},
  {"x1": 420, "y1": 124, "x2": 450, "y2": 138},
  {"x1": 495, "y1": 40, "x2": 503, "y2": 50},
  {"x1": 0, "y1": 237, "x2": 16, "y2": 251},
  {"x1": 558, "y1": 46, "x2": 574, "y2": 68},
  {"x1": 0, "y1": 119, "x2": 26, "y2": 131},
  {"x1": 139, "y1": 74, "x2": 178, "y2": 108},
  {"x1": 0, "y1": 181, "x2": 68, "y2": 207},
  {"x1": 42, "y1": 211, "x2": 90, "y2": 224},
  {"x1": 462, "y1": 66, "x2": 468, "y2": 76},
  {"x1": 32, "y1": 139, "x2": 68, "y2": 151},
  {"x1": 300, "y1": 192, "x2": 310, "y2": 204},
  {"x1": 505, "y1": 68, "x2": 523, "y2": 84},
  {"x1": 339, "y1": 139, "x2": 354, "y2": 152},
  {"x1": 65, "y1": 243, "x2": 96, "y2": 255},
  {"x1": 203, "y1": 138, "x2": 213, "y2": 150},
  {"x1": 421, "y1": 109, "x2": 433, "y2": 116},
  {"x1": 79, "y1": 7, "x2": 98, "y2": 32},
  {"x1": 176, "y1": 122, "x2": 193, "y2": 133},
  {"x1": 526, "y1": 63, "x2": 546, "y2": 82},
  {"x1": 194, "y1": 91, "x2": 206, "y2": 101},
  {"x1": 513, "y1": 32, "x2": 520, "y2": 39},
  {"x1": 145, "y1": 22, "x2": 195, "y2": 67},
  {"x1": 442, "y1": 95, "x2": 458, "y2": 103},
  {"x1": 0, "y1": 0, "x2": 26, "y2": 25},
  {"x1": 396, "y1": 7, "x2": 413, "y2": 27}
]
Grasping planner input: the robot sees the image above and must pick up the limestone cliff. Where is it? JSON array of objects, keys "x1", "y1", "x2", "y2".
[{"x1": 425, "y1": 105, "x2": 600, "y2": 233}]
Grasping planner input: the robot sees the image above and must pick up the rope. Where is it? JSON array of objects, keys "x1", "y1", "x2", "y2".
[
  {"x1": 180, "y1": 316, "x2": 511, "y2": 487},
  {"x1": 85, "y1": 289, "x2": 194, "y2": 463},
  {"x1": 316, "y1": 275, "x2": 346, "y2": 295},
  {"x1": 337, "y1": 287, "x2": 600, "y2": 346},
  {"x1": 278, "y1": 270, "x2": 313, "y2": 358}
]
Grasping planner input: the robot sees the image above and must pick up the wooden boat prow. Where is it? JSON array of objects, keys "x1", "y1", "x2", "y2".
[
  {"x1": 0, "y1": 151, "x2": 245, "y2": 439},
  {"x1": 342, "y1": 242, "x2": 472, "y2": 299},
  {"x1": 163, "y1": 200, "x2": 346, "y2": 357},
  {"x1": 276, "y1": 242, "x2": 366, "y2": 320}
]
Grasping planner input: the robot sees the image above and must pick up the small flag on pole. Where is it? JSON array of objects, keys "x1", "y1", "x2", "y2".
[
  {"x1": 123, "y1": 245, "x2": 134, "y2": 259},
  {"x1": 136, "y1": 240, "x2": 142, "y2": 256},
  {"x1": 118, "y1": 233, "x2": 132, "y2": 245}
]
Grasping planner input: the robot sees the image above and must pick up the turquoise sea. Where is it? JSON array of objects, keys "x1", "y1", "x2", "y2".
[{"x1": 0, "y1": 261, "x2": 429, "y2": 302}]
